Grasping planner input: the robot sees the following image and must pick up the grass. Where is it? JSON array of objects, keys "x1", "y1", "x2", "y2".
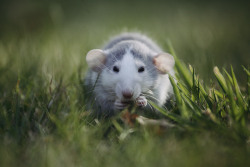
[
  {"x1": 0, "y1": 33, "x2": 249, "y2": 167},
  {"x1": 0, "y1": 1, "x2": 250, "y2": 166}
]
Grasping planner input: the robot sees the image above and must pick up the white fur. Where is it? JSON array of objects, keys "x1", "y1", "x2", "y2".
[
  {"x1": 85, "y1": 32, "x2": 175, "y2": 114},
  {"x1": 116, "y1": 51, "x2": 141, "y2": 100},
  {"x1": 102, "y1": 50, "x2": 142, "y2": 101}
]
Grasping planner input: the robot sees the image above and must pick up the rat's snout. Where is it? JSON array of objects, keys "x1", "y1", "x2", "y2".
[
  {"x1": 122, "y1": 90, "x2": 133, "y2": 99},
  {"x1": 116, "y1": 81, "x2": 141, "y2": 101}
]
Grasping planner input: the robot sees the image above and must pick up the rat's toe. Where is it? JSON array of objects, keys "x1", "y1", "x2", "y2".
[{"x1": 136, "y1": 96, "x2": 147, "y2": 107}]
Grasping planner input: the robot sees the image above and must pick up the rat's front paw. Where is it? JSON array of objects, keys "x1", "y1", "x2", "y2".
[
  {"x1": 114, "y1": 99, "x2": 129, "y2": 111},
  {"x1": 136, "y1": 96, "x2": 147, "y2": 107}
]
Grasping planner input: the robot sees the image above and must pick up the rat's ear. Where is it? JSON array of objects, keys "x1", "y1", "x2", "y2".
[
  {"x1": 86, "y1": 49, "x2": 106, "y2": 72},
  {"x1": 153, "y1": 53, "x2": 175, "y2": 74}
]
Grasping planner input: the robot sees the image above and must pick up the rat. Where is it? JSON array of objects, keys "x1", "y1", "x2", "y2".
[{"x1": 84, "y1": 32, "x2": 175, "y2": 116}]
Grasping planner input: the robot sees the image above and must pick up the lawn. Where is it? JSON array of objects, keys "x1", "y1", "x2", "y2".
[{"x1": 0, "y1": 1, "x2": 249, "y2": 167}]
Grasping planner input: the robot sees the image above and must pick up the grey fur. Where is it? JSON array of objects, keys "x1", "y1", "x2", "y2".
[
  {"x1": 103, "y1": 32, "x2": 162, "y2": 52},
  {"x1": 84, "y1": 32, "x2": 174, "y2": 117}
]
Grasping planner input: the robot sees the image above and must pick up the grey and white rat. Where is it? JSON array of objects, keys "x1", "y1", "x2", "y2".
[{"x1": 84, "y1": 33, "x2": 175, "y2": 116}]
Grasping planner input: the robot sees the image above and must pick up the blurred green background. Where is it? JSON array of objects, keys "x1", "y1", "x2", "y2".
[
  {"x1": 0, "y1": 1, "x2": 250, "y2": 166},
  {"x1": 1, "y1": 0, "x2": 249, "y2": 83}
]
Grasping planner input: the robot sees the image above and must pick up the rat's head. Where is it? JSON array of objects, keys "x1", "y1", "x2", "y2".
[{"x1": 86, "y1": 41, "x2": 175, "y2": 101}]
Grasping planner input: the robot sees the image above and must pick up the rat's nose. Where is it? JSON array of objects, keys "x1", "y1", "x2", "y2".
[{"x1": 122, "y1": 90, "x2": 133, "y2": 99}]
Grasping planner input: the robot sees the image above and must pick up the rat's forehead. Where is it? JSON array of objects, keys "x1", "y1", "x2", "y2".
[
  {"x1": 105, "y1": 47, "x2": 152, "y2": 67},
  {"x1": 107, "y1": 47, "x2": 127, "y2": 60}
]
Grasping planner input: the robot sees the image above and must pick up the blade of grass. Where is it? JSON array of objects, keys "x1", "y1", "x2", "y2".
[
  {"x1": 167, "y1": 40, "x2": 192, "y2": 89},
  {"x1": 149, "y1": 101, "x2": 181, "y2": 123},
  {"x1": 189, "y1": 64, "x2": 214, "y2": 109},
  {"x1": 214, "y1": 67, "x2": 228, "y2": 94},
  {"x1": 223, "y1": 68, "x2": 233, "y2": 84},
  {"x1": 231, "y1": 66, "x2": 246, "y2": 109},
  {"x1": 169, "y1": 75, "x2": 190, "y2": 119}
]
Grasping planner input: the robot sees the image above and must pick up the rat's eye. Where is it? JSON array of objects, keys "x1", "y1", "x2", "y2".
[
  {"x1": 113, "y1": 66, "x2": 119, "y2": 73},
  {"x1": 138, "y1": 66, "x2": 145, "y2": 73}
]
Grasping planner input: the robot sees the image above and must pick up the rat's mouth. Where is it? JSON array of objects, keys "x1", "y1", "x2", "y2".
[
  {"x1": 120, "y1": 99, "x2": 134, "y2": 103},
  {"x1": 120, "y1": 95, "x2": 141, "y2": 103}
]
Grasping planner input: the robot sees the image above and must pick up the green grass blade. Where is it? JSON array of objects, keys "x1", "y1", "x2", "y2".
[
  {"x1": 180, "y1": 93, "x2": 202, "y2": 116},
  {"x1": 223, "y1": 68, "x2": 233, "y2": 84},
  {"x1": 149, "y1": 101, "x2": 181, "y2": 123},
  {"x1": 230, "y1": 66, "x2": 246, "y2": 109},
  {"x1": 168, "y1": 40, "x2": 192, "y2": 89},
  {"x1": 176, "y1": 81, "x2": 189, "y2": 98},
  {"x1": 214, "y1": 67, "x2": 228, "y2": 94},
  {"x1": 213, "y1": 89, "x2": 224, "y2": 99},
  {"x1": 189, "y1": 64, "x2": 214, "y2": 109},
  {"x1": 226, "y1": 80, "x2": 238, "y2": 121},
  {"x1": 242, "y1": 66, "x2": 250, "y2": 76},
  {"x1": 169, "y1": 75, "x2": 190, "y2": 119},
  {"x1": 169, "y1": 75, "x2": 182, "y2": 107}
]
